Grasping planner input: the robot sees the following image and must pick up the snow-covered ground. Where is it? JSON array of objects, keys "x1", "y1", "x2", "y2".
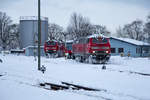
[{"x1": 0, "y1": 54, "x2": 150, "y2": 100}]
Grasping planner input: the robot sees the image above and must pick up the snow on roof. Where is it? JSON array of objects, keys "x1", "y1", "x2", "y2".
[
  {"x1": 20, "y1": 16, "x2": 48, "y2": 21},
  {"x1": 87, "y1": 34, "x2": 107, "y2": 38},
  {"x1": 46, "y1": 40, "x2": 57, "y2": 42},
  {"x1": 66, "y1": 40, "x2": 73, "y2": 43},
  {"x1": 25, "y1": 46, "x2": 44, "y2": 48},
  {"x1": 111, "y1": 37, "x2": 150, "y2": 46}
]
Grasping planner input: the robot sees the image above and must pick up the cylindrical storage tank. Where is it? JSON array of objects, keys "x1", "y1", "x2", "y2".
[{"x1": 19, "y1": 16, "x2": 48, "y2": 48}]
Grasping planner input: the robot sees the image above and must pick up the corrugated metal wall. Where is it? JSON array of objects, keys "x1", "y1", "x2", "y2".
[{"x1": 19, "y1": 19, "x2": 48, "y2": 48}]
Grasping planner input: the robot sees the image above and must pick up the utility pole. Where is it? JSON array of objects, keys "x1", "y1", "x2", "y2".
[{"x1": 38, "y1": 0, "x2": 41, "y2": 70}]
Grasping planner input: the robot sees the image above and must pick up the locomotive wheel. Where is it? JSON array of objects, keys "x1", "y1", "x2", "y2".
[
  {"x1": 100, "y1": 56, "x2": 110, "y2": 64},
  {"x1": 75, "y1": 56, "x2": 83, "y2": 62},
  {"x1": 54, "y1": 53, "x2": 58, "y2": 58},
  {"x1": 46, "y1": 53, "x2": 52, "y2": 58},
  {"x1": 72, "y1": 56, "x2": 75, "y2": 59},
  {"x1": 106, "y1": 57, "x2": 110, "y2": 62},
  {"x1": 80, "y1": 56, "x2": 84, "y2": 62},
  {"x1": 75, "y1": 56, "x2": 79, "y2": 62},
  {"x1": 49, "y1": 54, "x2": 54, "y2": 58},
  {"x1": 100, "y1": 59, "x2": 106, "y2": 64},
  {"x1": 68, "y1": 55, "x2": 72, "y2": 59},
  {"x1": 72, "y1": 55, "x2": 75, "y2": 59},
  {"x1": 45, "y1": 53, "x2": 49, "y2": 58},
  {"x1": 88, "y1": 55, "x2": 94, "y2": 64}
]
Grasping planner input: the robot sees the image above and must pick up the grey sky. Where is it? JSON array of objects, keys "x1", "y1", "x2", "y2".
[{"x1": 0, "y1": 0, "x2": 150, "y2": 33}]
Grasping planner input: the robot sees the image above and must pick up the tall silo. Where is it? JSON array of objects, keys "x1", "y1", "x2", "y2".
[{"x1": 19, "y1": 16, "x2": 48, "y2": 49}]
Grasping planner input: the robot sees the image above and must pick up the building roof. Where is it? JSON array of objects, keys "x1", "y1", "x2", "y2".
[
  {"x1": 20, "y1": 16, "x2": 48, "y2": 21},
  {"x1": 25, "y1": 46, "x2": 44, "y2": 49},
  {"x1": 110, "y1": 37, "x2": 150, "y2": 46}
]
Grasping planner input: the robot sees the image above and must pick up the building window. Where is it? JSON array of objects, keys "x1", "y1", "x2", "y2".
[
  {"x1": 136, "y1": 48, "x2": 141, "y2": 54},
  {"x1": 118, "y1": 48, "x2": 124, "y2": 53},
  {"x1": 111, "y1": 48, "x2": 116, "y2": 53},
  {"x1": 142, "y1": 48, "x2": 150, "y2": 53}
]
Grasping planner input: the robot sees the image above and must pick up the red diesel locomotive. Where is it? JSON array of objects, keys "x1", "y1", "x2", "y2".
[
  {"x1": 44, "y1": 40, "x2": 65, "y2": 57},
  {"x1": 72, "y1": 34, "x2": 111, "y2": 64}
]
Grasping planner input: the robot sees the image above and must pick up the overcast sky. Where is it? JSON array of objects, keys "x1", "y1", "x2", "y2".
[{"x1": 0, "y1": 0, "x2": 150, "y2": 33}]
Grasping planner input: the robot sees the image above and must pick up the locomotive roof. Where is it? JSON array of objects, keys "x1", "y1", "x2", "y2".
[
  {"x1": 87, "y1": 34, "x2": 107, "y2": 38},
  {"x1": 46, "y1": 40, "x2": 58, "y2": 42},
  {"x1": 66, "y1": 40, "x2": 73, "y2": 43}
]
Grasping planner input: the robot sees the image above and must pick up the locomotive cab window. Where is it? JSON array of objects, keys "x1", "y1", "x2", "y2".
[
  {"x1": 92, "y1": 38, "x2": 108, "y2": 44},
  {"x1": 101, "y1": 38, "x2": 108, "y2": 43},
  {"x1": 46, "y1": 41, "x2": 56, "y2": 45}
]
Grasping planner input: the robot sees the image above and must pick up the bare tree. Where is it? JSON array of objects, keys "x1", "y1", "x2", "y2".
[
  {"x1": 48, "y1": 23, "x2": 65, "y2": 42},
  {"x1": 0, "y1": 11, "x2": 12, "y2": 50},
  {"x1": 116, "y1": 19, "x2": 144, "y2": 41},
  {"x1": 67, "y1": 12, "x2": 92, "y2": 40},
  {"x1": 116, "y1": 26, "x2": 127, "y2": 38},
  {"x1": 144, "y1": 14, "x2": 150, "y2": 43},
  {"x1": 91, "y1": 25, "x2": 110, "y2": 36},
  {"x1": 9, "y1": 24, "x2": 20, "y2": 49},
  {"x1": 130, "y1": 20, "x2": 144, "y2": 40}
]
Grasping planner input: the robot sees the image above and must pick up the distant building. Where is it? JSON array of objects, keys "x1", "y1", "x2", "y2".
[
  {"x1": 19, "y1": 16, "x2": 48, "y2": 56},
  {"x1": 19, "y1": 16, "x2": 48, "y2": 49},
  {"x1": 110, "y1": 37, "x2": 150, "y2": 57},
  {"x1": 25, "y1": 46, "x2": 45, "y2": 56}
]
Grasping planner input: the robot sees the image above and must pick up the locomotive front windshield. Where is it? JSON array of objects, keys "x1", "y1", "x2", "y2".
[
  {"x1": 66, "y1": 43, "x2": 72, "y2": 50},
  {"x1": 92, "y1": 38, "x2": 108, "y2": 44},
  {"x1": 46, "y1": 41, "x2": 56, "y2": 45}
]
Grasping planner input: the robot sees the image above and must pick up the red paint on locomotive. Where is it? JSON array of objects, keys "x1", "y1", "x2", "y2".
[{"x1": 72, "y1": 35, "x2": 111, "y2": 63}]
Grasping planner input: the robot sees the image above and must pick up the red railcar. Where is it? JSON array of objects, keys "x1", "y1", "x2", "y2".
[
  {"x1": 44, "y1": 40, "x2": 65, "y2": 57},
  {"x1": 72, "y1": 35, "x2": 111, "y2": 63}
]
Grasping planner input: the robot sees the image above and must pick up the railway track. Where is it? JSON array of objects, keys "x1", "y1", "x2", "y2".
[{"x1": 0, "y1": 72, "x2": 148, "y2": 100}]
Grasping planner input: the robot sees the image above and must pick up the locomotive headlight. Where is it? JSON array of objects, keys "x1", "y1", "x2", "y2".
[
  {"x1": 65, "y1": 53, "x2": 69, "y2": 56},
  {"x1": 106, "y1": 51, "x2": 109, "y2": 53},
  {"x1": 92, "y1": 51, "x2": 96, "y2": 53}
]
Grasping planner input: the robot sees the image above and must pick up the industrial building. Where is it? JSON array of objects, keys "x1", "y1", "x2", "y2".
[
  {"x1": 19, "y1": 16, "x2": 48, "y2": 56},
  {"x1": 110, "y1": 37, "x2": 150, "y2": 57},
  {"x1": 25, "y1": 46, "x2": 45, "y2": 56}
]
